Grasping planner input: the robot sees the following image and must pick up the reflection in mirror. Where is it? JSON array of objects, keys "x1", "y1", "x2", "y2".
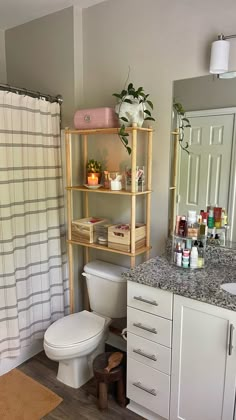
[{"x1": 169, "y1": 75, "x2": 236, "y2": 247}]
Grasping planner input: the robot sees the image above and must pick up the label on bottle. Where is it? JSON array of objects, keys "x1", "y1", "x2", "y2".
[
  {"x1": 187, "y1": 227, "x2": 199, "y2": 237},
  {"x1": 208, "y1": 216, "x2": 214, "y2": 228}
]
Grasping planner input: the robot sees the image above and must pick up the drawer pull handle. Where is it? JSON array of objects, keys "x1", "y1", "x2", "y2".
[
  {"x1": 133, "y1": 348, "x2": 157, "y2": 361},
  {"x1": 133, "y1": 322, "x2": 157, "y2": 334},
  {"x1": 229, "y1": 323, "x2": 234, "y2": 356},
  {"x1": 132, "y1": 381, "x2": 157, "y2": 396},
  {"x1": 134, "y1": 295, "x2": 158, "y2": 306}
]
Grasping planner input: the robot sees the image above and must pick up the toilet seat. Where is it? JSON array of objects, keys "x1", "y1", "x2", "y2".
[{"x1": 44, "y1": 310, "x2": 105, "y2": 349}]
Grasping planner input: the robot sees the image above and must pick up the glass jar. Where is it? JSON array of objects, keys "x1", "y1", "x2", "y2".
[{"x1": 125, "y1": 166, "x2": 145, "y2": 192}]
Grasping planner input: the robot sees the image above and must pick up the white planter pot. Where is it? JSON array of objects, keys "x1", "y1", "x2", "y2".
[{"x1": 115, "y1": 96, "x2": 146, "y2": 128}]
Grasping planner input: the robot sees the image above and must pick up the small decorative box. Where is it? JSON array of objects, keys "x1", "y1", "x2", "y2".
[
  {"x1": 74, "y1": 107, "x2": 119, "y2": 130},
  {"x1": 108, "y1": 223, "x2": 146, "y2": 252},
  {"x1": 71, "y1": 217, "x2": 109, "y2": 243}
]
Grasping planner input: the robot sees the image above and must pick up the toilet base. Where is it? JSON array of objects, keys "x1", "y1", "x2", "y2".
[
  {"x1": 56, "y1": 339, "x2": 106, "y2": 389},
  {"x1": 57, "y1": 356, "x2": 93, "y2": 389}
]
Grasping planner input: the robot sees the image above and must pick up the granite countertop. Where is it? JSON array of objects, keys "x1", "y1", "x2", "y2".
[{"x1": 123, "y1": 256, "x2": 236, "y2": 312}]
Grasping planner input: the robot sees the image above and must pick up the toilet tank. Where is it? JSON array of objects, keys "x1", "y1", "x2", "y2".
[{"x1": 83, "y1": 260, "x2": 127, "y2": 318}]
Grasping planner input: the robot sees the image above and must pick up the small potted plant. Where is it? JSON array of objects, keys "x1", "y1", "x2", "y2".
[
  {"x1": 87, "y1": 159, "x2": 102, "y2": 184},
  {"x1": 112, "y1": 83, "x2": 155, "y2": 154}
]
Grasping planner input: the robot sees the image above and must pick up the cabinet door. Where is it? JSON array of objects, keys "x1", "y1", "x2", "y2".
[{"x1": 170, "y1": 295, "x2": 236, "y2": 420}]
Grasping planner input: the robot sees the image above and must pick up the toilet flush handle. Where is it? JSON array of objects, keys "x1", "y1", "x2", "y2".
[
  {"x1": 121, "y1": 328, "x2": 127, "y2": 341},
  {"x1": 82, "y1": 272, "x2": 91, "y2": 279}
]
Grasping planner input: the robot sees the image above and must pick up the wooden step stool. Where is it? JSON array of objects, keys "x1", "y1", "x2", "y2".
[{"x1": 93, "y1": 352, "x2": 126, "y2": 410}]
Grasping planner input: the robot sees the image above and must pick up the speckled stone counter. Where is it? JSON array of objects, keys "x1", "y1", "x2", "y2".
[{"x1": 123, "y1": 256, "x2": 236, "y2": 312}]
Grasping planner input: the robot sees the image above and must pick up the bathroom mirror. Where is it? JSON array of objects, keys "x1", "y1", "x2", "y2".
[{"x1": 169, "y1": 75, "x2": 236, "y2": 245}]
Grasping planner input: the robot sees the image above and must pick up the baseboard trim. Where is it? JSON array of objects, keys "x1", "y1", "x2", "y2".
[
  {"x1": 127, "y1": 400, "x2": 167, "y2": 420},
  {"x1": 0, "y1": 340, "x2": 43, "y2": 375}
]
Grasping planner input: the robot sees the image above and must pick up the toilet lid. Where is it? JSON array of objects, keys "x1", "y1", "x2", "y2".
[{"x1": 44, "y1": 311, "x2": 105, "y2": 348}]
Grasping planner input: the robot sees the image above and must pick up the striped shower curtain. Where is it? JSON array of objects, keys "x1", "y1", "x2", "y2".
[{"x1": 0, "y1": 91, "x2": 69, "y2": 359}]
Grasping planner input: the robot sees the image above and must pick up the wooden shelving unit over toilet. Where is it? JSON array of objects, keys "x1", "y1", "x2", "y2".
[{"x1": 64, "y1": 125, "x2": 153, "y2": 313}]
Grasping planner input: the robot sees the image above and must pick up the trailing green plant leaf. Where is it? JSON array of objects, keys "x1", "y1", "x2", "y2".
[
  {"x1": 117, "y1": 124, "x2": 132, "y2": 154},
  {"x1": 144, "y1": 116, "x2": 155, "y2": 121},
  {"x1": 173, "y1": 99, "x2": 191, "y2": 154},
  {"x1": 147, "y1": 100, "x2": 154, "y2": 109}
]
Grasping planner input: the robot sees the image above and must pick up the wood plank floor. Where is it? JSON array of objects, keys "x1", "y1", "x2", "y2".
[{"x1": 19, "y1": 351, "x2": 143, "y2": 420}]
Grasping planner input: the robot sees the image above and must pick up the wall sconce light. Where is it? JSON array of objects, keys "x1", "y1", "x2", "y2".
[{"x1": 210, "y1": 33, "x2": 236, "y2": 76}]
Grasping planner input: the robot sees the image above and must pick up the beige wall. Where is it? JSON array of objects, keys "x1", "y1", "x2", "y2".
[
  {"x1": 175, "y1": 75, "x2": 236, "y2": 111},
  {"x1": 5, "y1": 7, "x2": 75, "y2": 127},
  {"x1": 82, "y1": 0, "x2": 236, "y2": 256},
  {"x1": 0, "y1": 29, "x2": 6, "y2": 83}
]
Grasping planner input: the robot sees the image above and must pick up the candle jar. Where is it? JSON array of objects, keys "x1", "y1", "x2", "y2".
[
  {"x1": 125, "y1": 166, "x2": 145, "y2": 192},
  {"x1": 87, "y1": 172, "x2": 101, "y2": 185},
  {"x1": 87, "y1": 173, "x2": 99, "y2": 186}
]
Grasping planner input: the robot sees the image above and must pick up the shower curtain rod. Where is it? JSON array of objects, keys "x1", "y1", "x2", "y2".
[{"x1": 0, "y1": 83, "x2": 63, "y2": 104}]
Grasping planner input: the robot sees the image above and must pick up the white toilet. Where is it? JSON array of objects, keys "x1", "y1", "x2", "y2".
[{"x1": 43, "y1": 260, "x2": 127, "y2": 388}]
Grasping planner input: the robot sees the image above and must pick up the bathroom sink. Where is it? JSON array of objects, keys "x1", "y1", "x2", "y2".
[{"x1": 220, "y1": 283, "x2": 236, "y2": 295}]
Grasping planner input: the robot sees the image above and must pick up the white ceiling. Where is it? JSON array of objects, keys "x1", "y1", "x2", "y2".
[{"x1": 0, "y1": 0, "x2": 106, "y2": 30}]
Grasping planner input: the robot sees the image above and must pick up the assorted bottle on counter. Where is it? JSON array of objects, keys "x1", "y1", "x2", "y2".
[
  {"x1": 174, "y1": 239, "x2": 205, "y2": 269},
  {"x1": 173, "y1": 206, "x2": 229, "y2": 269},
  {"x1": 175, "y1": 206, "x2": 229, "y2": 246}
]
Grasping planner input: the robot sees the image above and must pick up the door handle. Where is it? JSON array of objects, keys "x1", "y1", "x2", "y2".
[
  {"x1": 229, "y1": 323, "x2": 234, "y2": 356},
  {"x1": 133, "y1": 322, "x2": 157, "y2": 334},
  {"x1": 132, "y1": 381, "x2": 157, "y2": 396},
  {"x1": 133, "y1": 295, "x2": 158, "y2": 306},
  {"x1": 133, "y1": 348, "x2": 157, "y2": 361}
]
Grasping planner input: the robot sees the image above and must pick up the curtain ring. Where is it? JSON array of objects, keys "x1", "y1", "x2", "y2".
[{"x1": 56, "y1": 95, "x2": 63, "y2": 105}]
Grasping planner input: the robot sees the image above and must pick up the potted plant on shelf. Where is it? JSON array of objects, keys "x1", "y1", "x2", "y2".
[
  {"x1": 173, "y1": 100, "x2": 191, "y2": 154},
  {"x1": 112, "y1": 83, "x2": 155, "y2": 154},
  {"x1": 86, "y1": 159, "x2": 102, "y2": 184}
]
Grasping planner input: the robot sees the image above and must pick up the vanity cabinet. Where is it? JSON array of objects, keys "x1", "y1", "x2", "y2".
[
  {"x1": 126, "y1": 281, "x2": 173, "y2": 420},
  {"x1": 126, "y1": 281, "x2": 236, "y2": 420},
  {"x1": 170, "y1": 295, "x2": 236, "y2": 420}
]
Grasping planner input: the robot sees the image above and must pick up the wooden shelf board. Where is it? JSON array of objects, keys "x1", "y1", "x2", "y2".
[
  {"x1": 67, "y1": 240, "x2": 151, "y2": 256},
  {"x1": 65, "y1": 126, "x2": 153, "y2": 135},
  {"x1": 66, "y1": 186, "x2": 152, "y2": 195}
]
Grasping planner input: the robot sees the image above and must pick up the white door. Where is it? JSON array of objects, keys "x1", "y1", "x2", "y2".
[
  {"x1": 170, "y1": 295, "x2": 236, "y2": 420},
  {"x1": 177, "y1": 110, "x2": 234, "y2": 216}
]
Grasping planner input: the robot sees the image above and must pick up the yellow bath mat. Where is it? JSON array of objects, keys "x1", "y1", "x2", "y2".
[{"x1": 0, "y1": 368, "x2": 62, "y2": 419}]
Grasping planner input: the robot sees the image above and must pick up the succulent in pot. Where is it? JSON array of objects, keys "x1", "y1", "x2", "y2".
[{"x1": 113, "y1": 83, "x2": 155, "y2": 154}]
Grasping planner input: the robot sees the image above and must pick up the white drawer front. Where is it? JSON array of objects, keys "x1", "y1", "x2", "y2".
[
  {"x1": 127, "y1": 306, "x2": 172, "y2": 347},
  {"x1": 127, "y1": 331, "x2": 171, "y2": 375},
  {"x1": 128, "y1": 281, "x2": 173, "y2": 320},
  {"x1": 127, "y1": 357, "x2": 170, "y2": 419}
]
